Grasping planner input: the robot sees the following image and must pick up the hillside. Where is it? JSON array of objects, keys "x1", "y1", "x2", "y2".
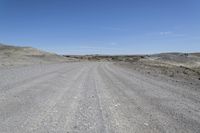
[
  {"x1": 0, "y1": 43, "x2": 73, "y2": 67},
  {"x1": 150, "y1": 52, "x2": 200, "y2": 68}
]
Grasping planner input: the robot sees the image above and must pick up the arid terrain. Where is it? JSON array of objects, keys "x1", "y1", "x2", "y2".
[
  {"x1": 0, "y1": 44, "x2": 200, "y2": 133},
  {"x1": 0, "y1": 43, "x2": 76, "y2": 68}
]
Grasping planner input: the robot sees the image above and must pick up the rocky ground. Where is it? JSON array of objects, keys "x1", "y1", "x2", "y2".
[
  {"x1": 0, "y1": 62, "x2": 200, "y2": 133},
  {"x1": 116, "y1": 53, "x2": 200, "y2": 90}
]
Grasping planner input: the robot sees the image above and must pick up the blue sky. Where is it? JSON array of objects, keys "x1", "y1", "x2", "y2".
[{"x1": 0, "y1": 0, "x2": 200, "y2": 54}]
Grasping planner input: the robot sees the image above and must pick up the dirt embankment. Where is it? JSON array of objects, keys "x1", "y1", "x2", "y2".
[
  {"x1": 0, "y1": 43, "x2": 76, "y2": 68},
  {"x1": 116, "y1": 53, "x2": 200, "y2": 89}
]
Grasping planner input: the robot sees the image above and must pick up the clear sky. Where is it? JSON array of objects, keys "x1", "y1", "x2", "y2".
[{"x1": 0, "y1": 0, "x2": 200, "y2": 54}]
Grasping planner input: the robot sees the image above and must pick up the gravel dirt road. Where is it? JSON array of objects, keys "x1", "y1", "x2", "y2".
[{"x1": 0, "y1": 62, "x2": 200, "y2": 133}]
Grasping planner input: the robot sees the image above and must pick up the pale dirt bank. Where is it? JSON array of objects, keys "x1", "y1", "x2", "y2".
[{"x1": 0, "y1": 44, "x2": 76, "y2": 68}]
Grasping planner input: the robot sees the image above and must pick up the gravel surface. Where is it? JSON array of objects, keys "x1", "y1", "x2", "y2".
[{"x1": 0, "y1": 62, "x2": 200, "y2": 133}]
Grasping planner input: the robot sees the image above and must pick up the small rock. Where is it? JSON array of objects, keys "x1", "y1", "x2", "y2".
[
  {"x1": 144, "y1": 123, "x2": 149, "y2": 126},
  {"x1": 73, "y1": 125, "x2": 78, "y2": 129},
  {"x1": 114, "y1": 103, "x2": 120, "y2": 107}
]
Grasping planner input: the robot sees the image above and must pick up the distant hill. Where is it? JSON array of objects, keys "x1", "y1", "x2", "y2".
[
  {"x1": 0, "y1": 43, "x2": 73, "y2": 67},
  {"x1": 149, "y1": 52, "x2": 200, "y2": 67}
]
